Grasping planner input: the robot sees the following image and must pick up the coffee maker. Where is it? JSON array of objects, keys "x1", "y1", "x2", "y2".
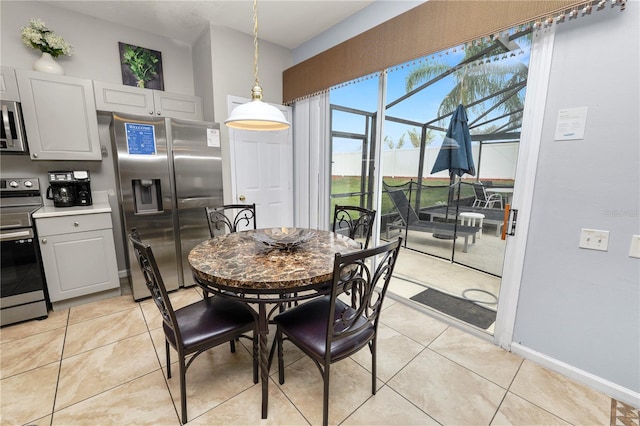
[{"x1": 46, "y1": 170, "x2": 92, "y2": 207}]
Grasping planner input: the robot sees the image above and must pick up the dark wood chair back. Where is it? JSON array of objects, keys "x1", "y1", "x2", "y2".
[
  {"x1": 332, "y1": 205, "x2": 376, "y2": 249},
  {"x1": 205, "y1": 204, "x2": 256, "y2": 237}
]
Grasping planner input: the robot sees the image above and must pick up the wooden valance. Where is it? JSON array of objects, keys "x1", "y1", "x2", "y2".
[{"x1": 283, "y1": 0, "x2": 584, "y2": 104}]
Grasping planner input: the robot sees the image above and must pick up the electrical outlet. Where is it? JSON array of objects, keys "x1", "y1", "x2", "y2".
[
  {"x1": 579, "y1": 229, "x2": 609, "y2": 251},
  {"x1": 629, "y1": 235, "x2": 640, "y2": 259}
]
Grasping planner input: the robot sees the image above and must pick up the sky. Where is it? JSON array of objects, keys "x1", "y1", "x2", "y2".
[{"x1": 329, "y1": 36, "x2": 531, "y2": 153}]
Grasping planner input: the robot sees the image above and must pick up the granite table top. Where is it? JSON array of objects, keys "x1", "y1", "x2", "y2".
[{"x1": 188, "y1": 228, "x2": 361, "y2": 294}]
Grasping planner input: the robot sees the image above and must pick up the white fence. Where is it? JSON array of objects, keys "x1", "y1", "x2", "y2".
[{"x1": 332, "y1": 142, "x2": 519, "y2": 180}]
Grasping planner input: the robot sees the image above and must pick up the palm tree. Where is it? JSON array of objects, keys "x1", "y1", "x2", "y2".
[
  {"x1": 405, "y1": 31, "x2": 531, "y2": 133},
  {"x1": 406, "y1": 127, "x2": 435, "y2": 148}
]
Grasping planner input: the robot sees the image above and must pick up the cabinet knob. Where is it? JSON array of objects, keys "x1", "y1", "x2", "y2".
[
  {"x1": 156, "y1": 111, "x2": 161, "y2": 115},
  {"x1": 41, "y1": 238, "x2": 47, "y2": 244},
  {"x1": 32, "y1": 153, "x2": 38, "y2": 158},
  {"x1": 74, "y1": 222, "x2": 79, "y2": 227},
  {"x1": 239, "y1": 195, "x2": 246, "y2": 201},
  {"x1": 149, "y1": 111, "x2": 153, "y2": 115}
]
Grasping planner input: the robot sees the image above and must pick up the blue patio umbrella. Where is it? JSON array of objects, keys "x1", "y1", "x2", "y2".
[
  {"x1": 431, "y1": 104, "x2": 476, "y2": 178},
  {"x1": 430, "y1": 104, "x2": 476, "y2": 226}
]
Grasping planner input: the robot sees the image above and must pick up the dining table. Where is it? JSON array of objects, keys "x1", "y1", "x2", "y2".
[{"x1": 188, "y1": 228, "x2": 362, "y2": 419}]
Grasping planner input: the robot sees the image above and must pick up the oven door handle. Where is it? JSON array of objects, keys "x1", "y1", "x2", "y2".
[
  {"x1": 0, "y1": 229, "x2": 34, "y2": 241},
  {"x1": 2, "y1": 104, "x2": 14, "y2": 147}
]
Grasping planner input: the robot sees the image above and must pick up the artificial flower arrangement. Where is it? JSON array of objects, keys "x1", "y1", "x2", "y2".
[{"x1": 20, "y1": 18, "x2": 73, "y2": 57}]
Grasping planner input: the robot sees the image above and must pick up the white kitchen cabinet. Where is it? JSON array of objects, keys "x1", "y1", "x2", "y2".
[
  {"x1": 93, "y1": 80, "x2": 203, "y2": 120},
  {"x1": 36, "y1": 212, "x2": 120, "y2": 309},
  {"x1": 0, "y1": 66, "x2": 20, "y2": 101},
  {"x1": 16, "y1": 70, "x2": 101, "y2": 160}
]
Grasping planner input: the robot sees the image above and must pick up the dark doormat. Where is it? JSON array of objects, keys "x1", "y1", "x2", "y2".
[{"x1": 410, "y1": 288, "x2": 497, "y2": 329}]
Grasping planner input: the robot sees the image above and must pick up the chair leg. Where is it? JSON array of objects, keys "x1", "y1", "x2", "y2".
[
  {"x1": 230, "y1": 339, "x2": 236, "y2": 353},
  {"x1": 322, "y1": 364, "x2": 330, "y2": 426},
  {"x1": 179, "y1": 357, "x2": 187, "y2": 424},
  {"x1": 253, "y1": 332, "x2": 259, "y2": 384},
  {"x1": 166, "y1": 341, "x2": 171, "y2": 379},
  {"x1": 277, "y1": 329, "x2": 285, "y2": 385},
  {"x1": 371, "y1": 339, "x2": 377, "y2": 395}
]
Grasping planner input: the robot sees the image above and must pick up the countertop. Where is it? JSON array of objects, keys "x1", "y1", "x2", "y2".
[
  {"x1": 33, "y1": 202, "x2": 112, "y2": 218},
  {"x1": 33, "y1": 191, "x2": 112, "y2": 218}
]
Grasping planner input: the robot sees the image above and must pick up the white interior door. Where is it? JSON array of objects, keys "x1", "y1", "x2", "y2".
[{"x1": 227, "y1": 96, "x2": 293, "y2": 229}]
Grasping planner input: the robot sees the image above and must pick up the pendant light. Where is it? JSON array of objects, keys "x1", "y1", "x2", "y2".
[{"x1": 225, "y1": 0, "x2": 290, "y2": 131}]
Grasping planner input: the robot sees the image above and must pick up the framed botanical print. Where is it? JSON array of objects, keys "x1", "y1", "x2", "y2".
[{"x1": 119, "y1": 42, "x2": 164, "y2": 90}]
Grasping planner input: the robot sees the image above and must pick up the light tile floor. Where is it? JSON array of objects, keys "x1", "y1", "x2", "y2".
[{"x1": 1, "y1": 285, "x2": 638, "y2": 425}]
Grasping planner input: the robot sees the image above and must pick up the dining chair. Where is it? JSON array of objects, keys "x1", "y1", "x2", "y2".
[
  {"x1": 128, "y1": 229, "x2": 258, "y2": 424},
  {"x1": 205, "y1": 203, "x2": 256, "y2": 237},
  {"x1": 272, "y1": 238, "x2": 402, "y2": 426},
  {"x1": 332, "y1": 205, "x2": 376, "y2": 249},
  {"x1": 202, "y1": 204, "x2": 257, "y2": 299}
]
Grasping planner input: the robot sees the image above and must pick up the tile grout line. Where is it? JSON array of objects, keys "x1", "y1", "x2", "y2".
[
  {"x1": 51, "y1": 302, "x2": 174, "y2": 424},
  {"x1": 48, "y1": 310, "x2": 71, "y2": 426},
  {"x1": 503, "y1": 359, "x2": 586, "y2": 425},
  {"x1": 369, "y1": 343, "x2": 444, "y2": 425},
  {"x1": 139, "y1": 300, "x2": 182, "y2": 424}
]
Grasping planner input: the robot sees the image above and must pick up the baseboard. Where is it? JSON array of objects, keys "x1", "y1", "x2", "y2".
[{"x1": 511, "y1": 343, "x2": 640, "y2": 409}]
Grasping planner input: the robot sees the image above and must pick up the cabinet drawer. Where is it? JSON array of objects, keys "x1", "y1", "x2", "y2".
[{"x1": 36, "y1": 213, "x2": 113, "y2": 236}]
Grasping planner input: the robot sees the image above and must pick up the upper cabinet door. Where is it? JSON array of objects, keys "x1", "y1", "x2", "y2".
[
  {"x1": 0, "y1": 66, "x2": 20, "y2": 101},
  {"x1": 94, "y1": 80, "x2": 203, "y2": 121},
  {"x1": 16, "y1": 70, "x2": 101, "y2": 161},
  {"x1": 153, "y1": 90, "x2": 203, "y2": 121},
  {"x1": 93, "y1": 80, "x2": 155, "y2": 116}
]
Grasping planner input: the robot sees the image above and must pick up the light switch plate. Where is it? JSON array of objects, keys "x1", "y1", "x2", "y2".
[
  {"x1": 629, "y1": 235, "x2": 640, "y2": 259},
  {"x1": 579, "y1": 229, "x2": 609, "y2": 251}
]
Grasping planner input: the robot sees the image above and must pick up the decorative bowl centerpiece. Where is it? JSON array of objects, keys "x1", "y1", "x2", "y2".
[{"x1": 253, "y1": 227, "x2": 314, "y2": 251}]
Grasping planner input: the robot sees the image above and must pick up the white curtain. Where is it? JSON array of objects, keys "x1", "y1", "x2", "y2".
[{"x1": 292, "y1": 92, "x2": 331, "y2": 230}]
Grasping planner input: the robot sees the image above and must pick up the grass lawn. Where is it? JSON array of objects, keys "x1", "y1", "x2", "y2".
[{"x1": 330, "y1": 176, "x2": 480, "y2": 216}]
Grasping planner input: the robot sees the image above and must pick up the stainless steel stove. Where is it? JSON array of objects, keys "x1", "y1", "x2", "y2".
[{"x1": 0, "y1": 177, "x2": 48, "y2": 326}]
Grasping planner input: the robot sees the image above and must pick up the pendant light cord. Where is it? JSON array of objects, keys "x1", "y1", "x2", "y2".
[{"x1": 253, "y1": 0, "x2": 260, "y2": 88}]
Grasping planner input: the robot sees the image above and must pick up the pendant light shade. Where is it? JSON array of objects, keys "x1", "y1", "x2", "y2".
[
  {"x1": 225, "y1": 0, "x2": 290, "y2": 131},
  {"x1": 225, "y1": 85, "x2": 290, "y2": 131}
]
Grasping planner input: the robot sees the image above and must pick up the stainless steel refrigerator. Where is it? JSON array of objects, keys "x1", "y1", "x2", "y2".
[{"x1": 111, "y1": 113, "x2": 223, "y2": 300}]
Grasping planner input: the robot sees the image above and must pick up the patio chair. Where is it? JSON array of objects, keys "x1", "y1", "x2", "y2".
[
  {"x1": 472, "y1": 183, "x2": 503, "y2": 209},
  {"x1": 382, "y1": 182, "x2": 478, "y2": 252},
  {"x1": 272, "y1": 238, "x2": 402, "y2": 426},
  {"x1": 205, "y1": 204, "x2": 256, "y2": 237},
  {"x1": 128, "y1": 229, "x2": 258, "y2": 424},
  {"x1": 332, "y1": 205, "x2": 376, "y2": 249}
]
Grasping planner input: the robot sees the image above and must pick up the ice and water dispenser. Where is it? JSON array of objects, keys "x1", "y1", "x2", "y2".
[{"x1": 132, "y1": 179, "x2": 163, "y2": 213}]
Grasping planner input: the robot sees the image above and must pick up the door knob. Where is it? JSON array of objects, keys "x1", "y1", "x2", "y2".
[{"x1": 239, "y1": 195, "x2": 246, "y2": 201}]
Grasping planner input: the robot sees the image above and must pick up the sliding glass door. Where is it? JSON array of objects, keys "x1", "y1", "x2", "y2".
[
  {"x1": 329, "y1": 75, "x2": 379, "y2": 226},
  {"x1": 326, "y1": 25, "x2": 533, "y2": 333}
]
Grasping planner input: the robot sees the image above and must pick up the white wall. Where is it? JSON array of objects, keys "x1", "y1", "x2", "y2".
[
  {"x1": 334, "y1": 143, "x2": 519, "y2": 180},
  {"x1": 513, "y1": 4, "x2": 639, "y2": 396},
  {"x1": 192, "y1": 24, "x2": 215, "y2": 123}
]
